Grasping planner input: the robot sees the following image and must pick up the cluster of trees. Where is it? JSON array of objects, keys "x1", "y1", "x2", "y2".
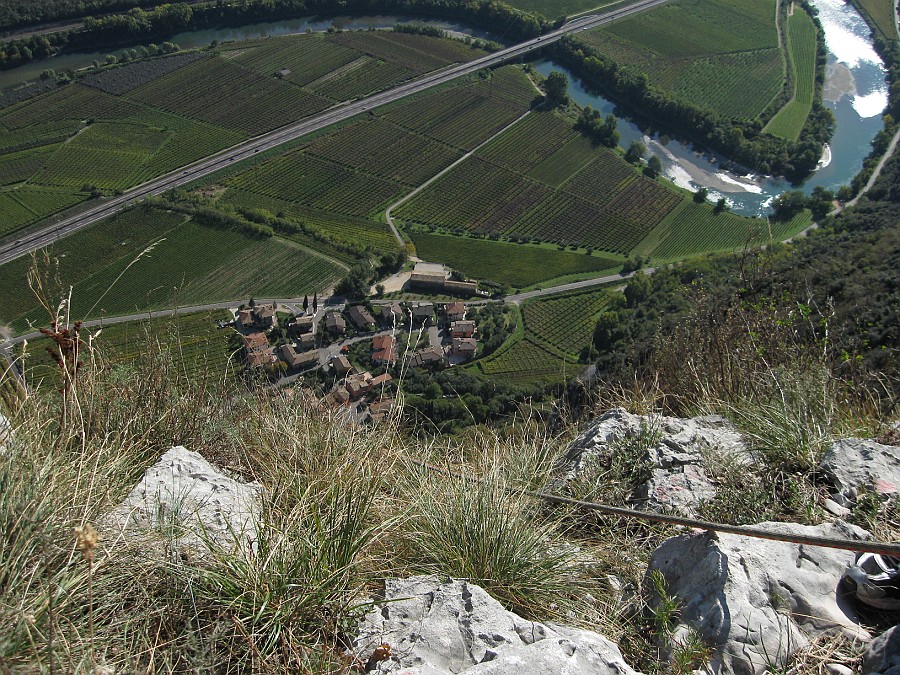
[
  {"x1": 1, "y1": 0, "x2": 548, "y2": 70},
  {"x1": 574, "y1": 106, "x2": 619, "y2": 147},
  {"x1": 552, "y1": 34, "x2": 833, "y2": 183},
  {"x1": 335, "y1": 249, "x2": 406, "y2": 298},
  {"x1": 590, "y1": 147, "x2": 900, "y2": 408}
]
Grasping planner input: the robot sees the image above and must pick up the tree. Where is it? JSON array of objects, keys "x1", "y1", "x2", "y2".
[
  {"x1": 713, "y1": 197, "x2": 729, "y2": 214},
  {"x1": 771, "y1": 190, "x2": 807, "y2": 221},
  {"x1": 693, "y1": 187, "x2": 709, "y2": 203},
  {"x1": 645, "y1": 154, "x2": 662, "y2": 178},
  {"x1": 808, "y1": 186, "x2": 835, "y2": 220},
  {"x1": 544, "y1": 71, "x2": 569, "y2": 108},
  {"x1": 625, "y1": 140, "x2": 646, "y2": 164},
  {"x1": 312, "y1": 293, "x2": 318, "y2": 313},
  {"x1": 303, "y1": 295, "x2": 309, "y2": 312}
]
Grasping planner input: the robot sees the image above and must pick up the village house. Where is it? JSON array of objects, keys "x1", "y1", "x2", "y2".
[
  {"x1": 450, "y1": 337, "x2": 478, "y2": 360},
  {"x1": 444, "y1": 302, "x2": 465, "y2": 322},
  {"x1": 288, "y1": 315, "x2": 314, "y2": 336},
  {"x1": 379, "y1": 302, "x2": 404, "y2": 327},
  {"x1": 241, "y1": 332, "x2": 269, "y2": 353},
  {"x1": 368, "y1": 398, "x2": 395, "y2": 424},
  {"x1": 450, "y1": 320, "x2": 476, "y2": 339},
  {"x1": 297, "y1": 333, "x2": 316, "y2": 351},
  {"x1": 246, "y1": 348, "x2": 277, "y2": 368},
  {"x1": 409, "y1": 345, "x2": 446, "y2": 369},
  {"x1": 324, "y1": 312, "x2": 346, "y2": 335},
  {"x1": 237, "y1": 306, "x2": 278, "y2": 331},
  {"x1": 411, "y1": 303, "x2": 434, "y2": 327},
  {"x1": 278, "y1": 344, "x2": 319, "y2": 371},
  {"x1": 332, "y1": 354, "x2": 353, "y2": 376},
  {"x1": 371, "y1": 334, "x2": 397, "y2": 365},
  {"x1": 325, "y1": 386, "x2": 351, "y2": 407},
  {"x1": 345, "y1": 371, "x2": 374, "y2": 400},
  {"x1": 347, "y1": 305, "x2": 376, "y2": 331},
  {"x1": 370, "y1": 373, "x2": 392, "y2": 388}
]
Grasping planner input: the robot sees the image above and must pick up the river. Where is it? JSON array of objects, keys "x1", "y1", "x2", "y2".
[
  {"x1": 0, "y1": 0, "x2": 888, "y2": 216},
  {"x1": 536, "y1": 0, "x2": 889, "y2": 215}
]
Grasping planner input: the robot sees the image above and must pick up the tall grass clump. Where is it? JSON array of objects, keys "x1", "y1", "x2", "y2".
[{"x1": 403, "y1": 465, "x2": 590, "y2": 621}]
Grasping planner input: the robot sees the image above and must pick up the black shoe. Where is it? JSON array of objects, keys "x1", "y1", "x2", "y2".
[{"x1": 842, "y1": 552, "x2": 900, "y2": 611}]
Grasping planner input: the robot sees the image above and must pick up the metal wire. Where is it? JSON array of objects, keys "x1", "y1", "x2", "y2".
[{"x1": 412, "y1": 459, "x2": 900, "y2": 556}]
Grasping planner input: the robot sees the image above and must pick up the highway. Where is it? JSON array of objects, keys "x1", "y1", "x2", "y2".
[{"x1": 0, "y1": 0, "x2": 670, "y2": 267}]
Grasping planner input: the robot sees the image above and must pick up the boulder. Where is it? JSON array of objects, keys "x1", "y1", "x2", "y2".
[
  {"x1": 863, "y1": 625, "x2": 900, "y2": 674},
  {"x1": 648, "y1": 521, "x2": 871, "y2": 675},
  {"x1": 563, "y1": 408, "x2": 751, "y2": 515},
  {"x1": 104, "y1": 446, "x2": 260, "y2": 552},
  {"x1": 352, "y1": 575, "x2": 640, "y2": 674},
  {"x1": 820, "y1": 438, "x2": 900, "y2": 507}
]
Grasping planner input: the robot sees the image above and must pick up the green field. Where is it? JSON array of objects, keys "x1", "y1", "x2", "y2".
[
  {"x1": 0, "y1": 207, "x2": 344, "y2": 332},
  {"x1": 18, "y1": 309, "x2": 243, "y2": 388},
  {"x1": 522, "y1": 288, "x2": 610, "y2": 356},
  {"x1": 410, "y1": 231, "x2": 621, "y2": 287},
  {"x1": 579, "y1": 0, "x2": 783, "y2": 120},
  {"x1": 764, "y1": 7, "x2": 819, "y2": 140},
  {"x1": 0, "y1": 31, "x2": 486, "y2": 239},
  {"x1": 503, "y1": 0, "x2": 642, "y2": 19},
  {"x1": 852, "y1": 0, "x2": 897, "y2": 42}
]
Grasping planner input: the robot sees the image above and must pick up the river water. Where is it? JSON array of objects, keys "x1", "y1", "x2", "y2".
[
  {"x1": 536, "y1": 0, "x2": 889, "y2": 215},
  {"x1": 0, "y1": 0, "x2": 888, "y2": 216}
]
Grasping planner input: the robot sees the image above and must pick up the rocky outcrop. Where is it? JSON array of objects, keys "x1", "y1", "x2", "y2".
[
  {"x1": 352, "y1": 575, "x2": 640, "y2": 674},
  {"x1": 563, "y1": 408, "x2": 750, "y2": 515},
  {"x1": 105, "y1": 445, "x2": 260, "y2": 552},
  {"x1": 863, "y1": 625, "x2": 900, "y2": 674},
  {"x1": 820, "y1": 438, "x2": 900, "y2": 507},
  {"x1": 0, "y1": 412, "x2": 10, "y2": 454},
  {"x1": 648, "y1": 521, "x2": 871, "y2": 675}
]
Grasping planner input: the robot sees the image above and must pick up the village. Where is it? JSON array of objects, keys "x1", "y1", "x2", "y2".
[{"x1": 235, "y1": 293, "x2": 481, "y2": 424}]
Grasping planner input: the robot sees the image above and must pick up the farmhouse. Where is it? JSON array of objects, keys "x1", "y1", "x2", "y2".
[
  {"x1": 297, "y1": 333, "x2": 316, "y2": 350},
  {"x1": 246, "y1": 348, "x2": 277, "y2": 368},
  {"x1": 241, "y1": 332, "x2": 269, "y2": 352}
]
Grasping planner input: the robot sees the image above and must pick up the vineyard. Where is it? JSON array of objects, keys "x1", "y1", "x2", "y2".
[
  {"x1": 228, "y1": 35, "x2": 360, "y2": 86},
  {"x1": 853, "y1": 0, "x2": 898, "y2": 42},
  {"x1": 305, "y1": 117, "x2": 462, "y2": 185},
  {"x1": 395, "y1": 109, "x2": 682, "y2": 254},
  {"x1": 382, "y1": 69, "x2": 535, "y2": 150},
  {"x1": 476, "y1": 336, "x2": 575, "y2": 385},
  {"x1": 764, "y1": 7, "x2": 818, "y2": 140},
  {"x1": 81, "y1": 52, "x2": 207, "y2": 95},
  {"x1": 522, "y1": 289, "x2": 610, "y2": 356},
  {"x1": 579, "y1": 0, "x2": 783, "y2": 120},
  {"x1": 633, "y1": 202, "x2": 812, "y2": 261},
  {"x1": 126, "y1": 57, "x2": 334, "y2": 137},
  {"x1": 225, "y1": 152, "x2": 403, "y2": 218},
  {"x1": 409, "y1": 231, "x2": 621, "y2": 287}
]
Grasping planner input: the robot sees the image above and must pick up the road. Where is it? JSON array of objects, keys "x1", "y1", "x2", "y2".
[{"x1": 0, "y1": 0, "x2": 671, "y2": 267}]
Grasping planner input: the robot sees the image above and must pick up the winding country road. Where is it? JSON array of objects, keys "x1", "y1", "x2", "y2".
[{"x1": 0, "y1": 0, "x2": 671, "y2": 266}]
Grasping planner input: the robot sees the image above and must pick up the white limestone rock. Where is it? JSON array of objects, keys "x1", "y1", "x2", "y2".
[
  {"x1": 648, "y1": 521, "x2": 872, "y2": 675},
  {"x1": 820, "y1": 438, "x2": 900, "y2": 506},
  {"x1": 105, "y1": 445, "x2": 260, "y2": 552},
  {"x1": 0, "y1": 412, "x2": 11, "y2": 455},
  {"x1": 353, "y1": 575, "x2": 641, "y2": 674},
  {"x1": 563, "y1": 408, "x2": 751, "y2": 515}
]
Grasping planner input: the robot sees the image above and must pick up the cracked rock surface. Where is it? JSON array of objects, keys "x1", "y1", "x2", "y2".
[
  {"x1": 104, "y1": 445, "x2": 260, "y2": 552},
  {"x1": 563, "y1": 408, "x2": 751, "y2": 515},
  {"x1": 648, "y1": 521, "x2": 872, "y2": 675},
  {"x1": 820, "y1": 438, "x2": 900, "y2": 507},
  {"x1": 352, "y1": 575, "x2": 640, "y2": 674}
]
